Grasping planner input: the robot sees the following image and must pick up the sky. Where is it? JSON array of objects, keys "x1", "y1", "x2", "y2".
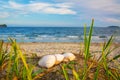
[{"x1": 0, "y1": 0, "x2": 120, "y2": 27}]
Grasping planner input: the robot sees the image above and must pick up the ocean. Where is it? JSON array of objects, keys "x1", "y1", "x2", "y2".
[{"x1": 0, "y1": 27, "x2": 120, "y2": 42}]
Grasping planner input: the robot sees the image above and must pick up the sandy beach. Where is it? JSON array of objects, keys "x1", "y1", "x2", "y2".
[
  {"x1": 19, "y1": 42, "x2": 81, "y2": 57},
  {"x1": 18, "y1": 42, "x2": 120, "y2": 61}
]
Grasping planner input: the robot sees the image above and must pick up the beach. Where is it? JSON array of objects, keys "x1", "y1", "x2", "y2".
[
  {"x1": 19, "y1": 42, "x2": 89, "y2": 56},
  {"x1": 1, "y1": 1, "x2": 120, "y2": 79},
  {"x1": 18, "y1": 42, "x2": 120, "y2": 60},
  {"x1": 1, "y1": 27, "x2": 120, "y2": 79}
]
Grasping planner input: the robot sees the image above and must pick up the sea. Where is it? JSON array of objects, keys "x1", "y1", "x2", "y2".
[{"x1": 0, "y1": 27, "x2": 120, "y2": 43}]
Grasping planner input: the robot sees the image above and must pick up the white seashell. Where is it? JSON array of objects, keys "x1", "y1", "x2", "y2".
[
  {"x1": 54, "y1": 54, "x2": 64, "y2": 64},
  {"x1": 63, "y1": 52, "x2": 76, "y2": 62},
  {"x1": 38, "y1": 55, "x2": 56, "y2": 68}
]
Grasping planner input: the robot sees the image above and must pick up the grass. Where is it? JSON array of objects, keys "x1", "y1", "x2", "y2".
[
  {"x1": 0, "y1": 19, "x2": 120, "y2": 80},
  {"x1": 0, "y1": 40, "x2": 9, "y2": 71},
  {"x1": 61, "y1": 19, "x2": 120, "y2": 80},
  {"x1": 82, "y1": 19, "x2": 94, "y2": 80}
]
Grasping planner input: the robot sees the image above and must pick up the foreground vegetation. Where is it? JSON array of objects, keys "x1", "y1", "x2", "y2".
[{"x1": 0, "y1": 19, "x2": 120, "y2": 80}]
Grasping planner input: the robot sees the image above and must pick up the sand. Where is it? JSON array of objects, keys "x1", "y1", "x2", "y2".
[
  {"x1": 2, "y1": 42, "x2": 120, "y2": 79},
  {"x1": 18, "y1": 42, "x2": 120, "y2": 60},
  {"x1": 17, "y1": 42, "x2": 120, "y2": 69},
  {"x1": 19, "y1": 42, "x2": 81, "y2": 57}
]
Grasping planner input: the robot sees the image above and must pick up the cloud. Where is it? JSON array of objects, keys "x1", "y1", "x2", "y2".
[
  {"x1": 0, "y1": 12, "x2": 9, "y2": 18},
  {"x1": 42, "y1": 7, "x2": 76, "y2": 14},
  {"x1": 102, "y1": 17, "x2": 120, "y2": 23},
  {"x1": 9, "y1": 1, "x2": 23, "y2": 9},
  {"x1": 57, "y1": 0, "x2": 120, "y2": 25},
  {"x1": 0, "y1": 0, "x2": 120, "y2": 26},
  {"x1": 3, "y1": 1, "x2": 76, "y2": 15},
  {"x1": 82, "y1": 0, "x2": 120, "y2": 14}
]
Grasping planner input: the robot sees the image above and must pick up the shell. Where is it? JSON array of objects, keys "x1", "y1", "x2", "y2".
[
  {"x1": 63, "y1": 52, "x2": 76, "y2": 62},
  {"x1": 38, "y1": 55, "x2": 56, "y2": 68},
  {"x1": 54, "y1": 54, "x2": 64, "y2": 64}
]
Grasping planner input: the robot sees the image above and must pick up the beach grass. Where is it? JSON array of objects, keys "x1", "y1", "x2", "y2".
[
  {"x1": 0, "y1": 19, "x2": 120, "y2": 80},
  {"x1": 61, "y1": 19, "x2": 120, "y2": 80},
  {"x1": 0, "y1": 40, "x2": 9, "y2": 71}
]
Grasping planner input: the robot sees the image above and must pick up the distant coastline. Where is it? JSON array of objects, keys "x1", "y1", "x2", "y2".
[
  {"x1": 0, "y1": 24, "x2": 7, "y2": 28},
  {"x1": 107, "y1": 26, "x2": 119, "y2": 28}
]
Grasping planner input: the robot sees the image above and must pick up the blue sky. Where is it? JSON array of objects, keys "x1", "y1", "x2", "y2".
[{"x1": 0, "y1": 0, "x2": 120, "y2": 27}]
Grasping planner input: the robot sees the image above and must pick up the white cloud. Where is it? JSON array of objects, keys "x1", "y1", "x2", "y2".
[
  {"x1": 58, "y1": 0, "x2": 119, "y2": 16},
  {"x1": 55, "y1": 3, "x2": 73, "y2": 8},
  {"x1": 102, "y1": 17, "x2": 120, "y2": 23},
  {"x1": 83, "y1": 0, "x2": 120, "y2": 14},
  {"x1": 5, "y1": 1, "x2": 76, "y2": 15},
  {"x1": 58, "y1": 0, "x2": 120, "y2": 25},
  {"x1": 0, "y1": 0, "x2": 120, "y2": 26},
  {"x1": 0, "y1": 12, "x2": 9, "y2": 18},
  {"x1": 9, "y1": 1, "x2": 23, "y2": 9},
  {"x1": 42, "y1": 7, "x2": 76, "y2": 14}
]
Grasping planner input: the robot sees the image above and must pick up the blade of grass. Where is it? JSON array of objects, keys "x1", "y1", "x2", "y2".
[
  {"x1": 105, "y1": 46, "x2": 120, "y2": 58},
  {"x1": 72, "y1": 69, "x2": 80, "y2": 80},
  {"x1": 103, "y1": 35, "x2": 113, "y2": 51},
  {"x1": 17, "y1": 45, "x2": 32, "y2": 80},
  {"x1": 94, "y1": 64, "x2": 100, "y2": 80},
  {"x1": 82, "y1": 61, "x2": 94, "y2": 80},
  {"x1": 61, "y1": 64, "x2": 69, "y2": 80},
  {"x1": 109, "y1": 54, "x2": 120, "y2": 62},
  {"x1": 84, "y1": 24, "x2": 87, "y2": 59},
  {"x1": 108, "y1": 70, "x2": 118, "y2": 80},
  {"x1": 86, "y1": 19, "x2": 94, "y2": 60},
  {"x1": 82, "y1": 19, "x2": 94, "y2": 80}
]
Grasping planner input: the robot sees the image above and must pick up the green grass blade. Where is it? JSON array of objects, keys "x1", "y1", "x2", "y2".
[
  {"x1": 72, "y1": 69, "x2": 80, "y2": 80},
  {"x1": 94, "y1": 65, "x2": 100, "y2": 80},
  {"x1": 108, "y1": 70, "x2": 118, "y2": 80},
  {"x1": 61, "y1": 64, "x2": 69, "y2": 80},
  {"x1": 103, "y1": 35, "x2": 113, "y2": 51},
  {"x1": 0, "y1": 40, "x2": 3, "y2": 65},
  {"x1": 32, "y1": 69, "x2": 44, "y2": 78},
  {"x1": 109, "y1": 54, "x2": 120, "y2": 62},
  {"x1": 84, "y1": 24, "x2": 87, "y2": 59},
  {"x1": 86, "y1": 19, "x2": 94, "y2": 59},
  {"x1": 105, "y1": 46, "x2": 120, "y2": 58}
]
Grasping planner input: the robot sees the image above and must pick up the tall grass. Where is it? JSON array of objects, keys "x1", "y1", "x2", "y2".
[
  {"x1": 0, "y1": 40, "x2": 9, "y2": 71},
  {"x1": 94, "y1": 35, "x2": 120, "y2": 80},
  {"x1": 7, "y1": 38, "x2": 33, "y2": 80},
  {"x1": 61, "y1": 64, "x2": 69, "y2": 80},
  {"x1": 82, "y1": 19, "x2": 94, "y2": 80},
  {"x1": 61, "y1": 19, "x2": 120, "y2": 80},
  {"x1": 84, "y1": 19, "x2": 94, "y2": 61},
  {"x1": 0, "y1": 38, "x2": 44, "y2": 80}
]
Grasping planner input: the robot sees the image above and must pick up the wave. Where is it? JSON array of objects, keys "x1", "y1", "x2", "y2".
[
  {"x1": 67, "y1": 36, "x2": 79, "y2": 38},
  {"x1": 1, "y1": 34, "x2": 120, "y2": 42}
]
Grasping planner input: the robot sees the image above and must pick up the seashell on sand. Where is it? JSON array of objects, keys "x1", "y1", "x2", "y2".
[
  {"x1": 38, "y1": 55, "x2": 56, "y2": 68},
  {"x1": 54, "y1": 54, "x2": 64, "y2": 64},
  {"x1": 63, "y1": 52, "x2": 76, "y2": 62}
]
